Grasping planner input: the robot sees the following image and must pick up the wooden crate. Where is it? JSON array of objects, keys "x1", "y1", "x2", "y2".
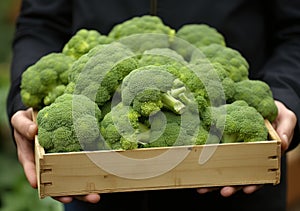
[{"x1": 35, "y1": 120, "x2": 281, "y2": 199}]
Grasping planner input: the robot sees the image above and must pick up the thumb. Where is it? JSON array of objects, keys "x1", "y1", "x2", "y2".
[
  {"x1": 11, "y1": 108, "x2": 38, "y2": 140},
  {"x1": 274, "y1": 101, "x2": 297, "y2": 152}
]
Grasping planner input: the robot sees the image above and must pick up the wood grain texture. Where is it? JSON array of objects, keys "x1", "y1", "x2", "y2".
[{"x1": 35, "y1": 119, "x2": 281, "y2": 198}]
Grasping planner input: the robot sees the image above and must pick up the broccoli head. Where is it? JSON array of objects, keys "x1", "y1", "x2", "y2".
[
  {"x1": 193, "y1": 125, "x2": 220, "y2": 145},
  {"x1": 189, "y1": 61, "x2": 236, "y2": 106},
  {"x1": 139, "y1": 51, "x2": 218, "y2": 115},
  {"x1": 108, "y1": 15, "x2": 175, "y2": 40},
  {"x1": 66, "y1": 42, "x2": 139, "y2": 107},
  {"x1": 109, "y1": 16, "x2": 176, "y2": 54},
  {"x1": 121, "y1": 65, "x2": 198, "y2": 116},
  {"x1": 138, "y1": 47, "x2": 187, "y2": 67},
  {"x1": 37, "y1": 93, "x2": 102, "y2": 153},
  {"x1": 233, "y1": 79, "x2": 278, "y2": 122},
  {"x1": 20, "y1": 53, "x2": 75, "y2": 109},
  {"x1": 143, "y1": 111, "x2": 182, "y2": 148},
  {"x1": 176, "y1": 24, "x2": 226, "y2": 48},
  {"x1": 198, "y1": 44, "x2": 249, "y2": 82},
  {"x1": 143, "y1": 109, "x2": 200, "y2": 147},
  {"x1": 62, "y1": 29, "x2": 113, "y2": 59},
  {"x1": 202, "y1": 100, "x2": 269, "y2": 143},
  {"x1": 168, "y1": 24, "x2": 225, "y2": 62},
  {"x1": 100, "y1": 102, "x2": 145, "y2": 150}
]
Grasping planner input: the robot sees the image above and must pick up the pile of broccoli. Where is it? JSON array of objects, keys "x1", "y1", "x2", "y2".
[{"x1": 20, "y1": 15, "x2": 278, "y2": 153}]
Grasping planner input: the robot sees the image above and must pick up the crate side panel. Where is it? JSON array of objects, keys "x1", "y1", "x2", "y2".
[{"x1": 39, "y1": 141, "x2": 280, "y2": 197}]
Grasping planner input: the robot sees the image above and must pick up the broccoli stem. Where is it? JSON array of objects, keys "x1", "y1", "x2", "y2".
[
  {"x1": 178, "y1": 92, "x2": 192, "y2": 105},
  {"x1": 161, "y1": 92, "x2": 186, "y2": 114},
  {"x1": 172, "y1": 78, "x2": 185, "y2": 88},
  {"x1": 169, "y1": 86, "x2": 187, "y2": 98}
]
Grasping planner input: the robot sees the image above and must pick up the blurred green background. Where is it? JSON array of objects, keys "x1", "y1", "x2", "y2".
[{"x1": 0, "y1": 1, "x2": 63, "y2": 210}]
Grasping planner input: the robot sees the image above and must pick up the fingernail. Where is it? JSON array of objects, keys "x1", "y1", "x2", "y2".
[
  {"x1": 282, "y1": 134, "x2": 288, "y2": 143},
  {"x1": 197, "y1": 188, "x2": 208, "y2": 194}
]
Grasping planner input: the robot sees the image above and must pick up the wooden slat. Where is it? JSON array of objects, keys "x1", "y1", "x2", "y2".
[
  {"x1": 35, "y1": 136, "x2": 45, "y2": 198},
  {"x1": 38, "y1": 141, "x2": 280, "y2": 198},
  {"x1": 35, "y1": 118, "x2": 281, "y2": 198}
]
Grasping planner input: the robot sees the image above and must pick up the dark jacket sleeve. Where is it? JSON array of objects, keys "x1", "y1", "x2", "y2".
[
  {"x1": 6, "y1": 0, "x2": 72, "y2": 124},
  {"x1": 259, "y1": 0, "x2": 300, "y2": 150}
]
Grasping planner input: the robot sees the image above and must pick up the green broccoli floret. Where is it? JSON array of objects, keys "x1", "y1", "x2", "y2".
[
  {"x1": 233, "y1": 79, "x2": 278, "y2": 122},
  {"x1": 132, "y1": 89, "x2": 164, "y2": 116},
  {"x1": 139, "y1": 48, "x2": 188, "y2": 66},
  {"x1": 141, "y1": 55, "x2": 230, "y2": 112},
  {"x1": 67, "y1": 44, "x2": 106, "y2": 83},
  {"x1": 100, "y1": 102, "x2": 147, "y2": 150},
  {"x1": 171, "y1": 24, "x2": 226, "y2": 60},
  {"x1": 142, "y1": 109, "x2": 201, "y2": 147},
  {"x1": 138, "y1": 48, "x2": 191, "y2": 84},
  {"x1": 143, "y1": 111, "x2": 182, "y2": 147},
  {"x1": 109, "y1": 15, "x2": 175, "y2": 40},
  {"x1": 65, "y1": 45, "x2": 109, "y2": 99},
  {"x1": 62, "y1": 29, "x2": 113, "y2": 59},
  {"x1": 120, "y1": 33, "x2": 174, "y2": 55},
  {"x1": 139, "y1": 51, "x2": 228, "y2": 116},
  {"x1": 66, "y1": 42, "x2": 139, "y2": 107},
  {"x1": 202, "y1": 100, "x2": 269, "y2": 143},
  {"x1": 109, "y1": 15, "x2": 176, "y2": 54},
  {"x1": 20, "y1": 53, "x2": 75, "y2": 109},
  {"x1": 121, "y1": 65, "x2": 197, "y2": 116},
  {"x1": 190, "y1": 61, "x2": 236, "y2": 106},
  {"x1": 193, "y1": 125, "x2": 220, "y2": 145},
  {"x1": 43, "y1": 84, "x2": 66, "y2": 106},
  {"x1": 176, "y1": 24, "x2": 226, "y2": 48},
  {"x1": 139, "y1": 49, "x2": 221, "y2": 115},
  {"x1": 138, "y1": 50, "x2": 211, "y2": 113},
  {"x1": 37, "y1": 93, "x2": 102, "y2": 153},
  {"x1": 198, "y1": 44, "x2": 249, "y2": 82}
]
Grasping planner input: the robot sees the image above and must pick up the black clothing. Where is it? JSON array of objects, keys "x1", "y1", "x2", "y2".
[{"x1": 7, "y1": 0, "x2": 300, "y2": 210}]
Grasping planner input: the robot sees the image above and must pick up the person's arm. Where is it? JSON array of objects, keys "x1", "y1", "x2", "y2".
[
  {"x1": 198, "y1": 0, "x2": 300, "y2": 197},
  {"x1": 257, "y1": 0, "x2": 300, "y2": 152},
  {"x1": 6, "y1": 0, "x2": 101, "y2": 204},
  {"x1": 7, "y1": 0, "x2": 73, "y2": 122}
]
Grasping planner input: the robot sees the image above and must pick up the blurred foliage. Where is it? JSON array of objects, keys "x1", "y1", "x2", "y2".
[
  {"x1": 0, "y1": 153, "x2": 63, "y2": 211},
  {"x1": 0, "y1": 64, "x2": 13, "y2": 154},
  {"x1": 0, "y1": 0, "x2": 20, "y2": 63},
  {"x1": 0, "y1": 64, "x2": 9, "y2": 124},
  {"x1": 0, "y1": 1, "x2": 63, "y2": 210}
]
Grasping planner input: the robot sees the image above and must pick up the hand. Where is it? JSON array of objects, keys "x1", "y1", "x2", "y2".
[
  {"x1": 197, "y1": 100, "x2": 297, "y2": 197},
  {"x1": 11, "y1": 108, "x2": 101, "y2": 204},
  {"x1": 11, "y1": 108, "x2": 38, "y2": 188},
  {"x1": 272, "y1": 101, "x2": 297, "y2": 153}
]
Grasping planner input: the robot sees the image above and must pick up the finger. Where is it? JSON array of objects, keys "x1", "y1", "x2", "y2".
[
  {"x1": 275, "y1": 115, "x2": 295, "y2": 151},
  {"x1": 74, "y1": 193, "x2": 101, "y2": 204},
  {"x1": 274, "y1": 101, "x2": 297, "y2": 152},
  {"x1": 220, "y1": 186, "x2": 242, "y2": 197},
  {"x1": 53, "y1": 196, "x2": 74, "y2": 204},
  {"x1": 53, "y1": 193, "x2": 101, "y2": 204},
  {"x1": 11, "y1": 108, "x2": 38, "y2": 140},
  {"x1": 23, "y1": 159, "x2": 38, "y2": 188},
  {"x1": 14, "y1": 130, "x2": 37, "y2": 188},
  {"x1": 196, "y1": 187, "x2": 219, "y2": 194},
  {"x1": 242, "y1": 185, "x2": 263, "y2": 194}
]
